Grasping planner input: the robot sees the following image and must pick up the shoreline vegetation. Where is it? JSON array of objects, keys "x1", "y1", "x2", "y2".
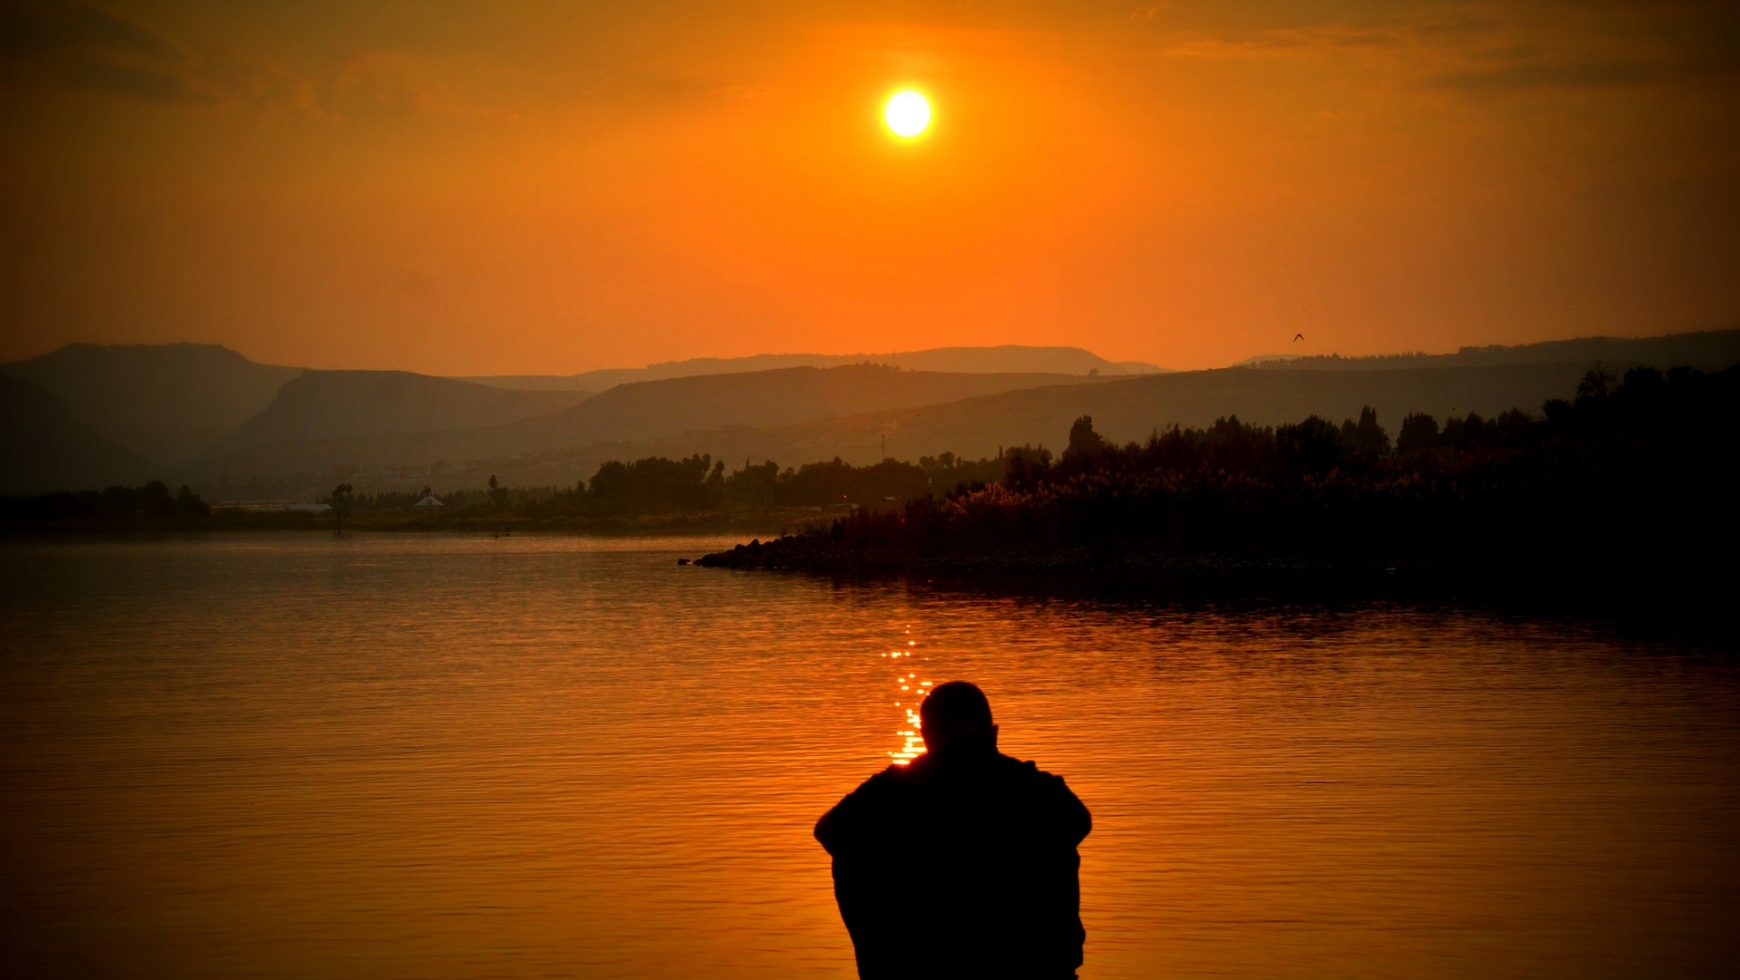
[
  {"x1": 3, "y1": 439, "x2": 1017, "y2": 538},
  {"x1": 0, "y1": 498, "x2": 832, "y2": 539},
  {"x1": 6, "y1": 364, "x2": 1733, "y2": 608},
  {"x1": 696, "y1": 365, "x2": 1735, "y2": 606},
  {"x1": 3, "y1": 429, "x2": 1018, "y2": 538}
]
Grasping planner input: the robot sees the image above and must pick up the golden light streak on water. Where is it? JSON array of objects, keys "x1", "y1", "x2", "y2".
[{"x1": 886, "y1": 627, "x2": 931, "y2": 765}]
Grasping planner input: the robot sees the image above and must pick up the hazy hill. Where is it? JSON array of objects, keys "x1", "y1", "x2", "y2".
[
  {"x1": 30, "y1": 330, "x2": 1735, "y2": 500},
  {"x1": 365, "y1": 347, "x2": 1738, "y2": 495},
  {"x1": 208, "y1": 370, "x2": 591, "y2": 455},
  {"x1": 462, "y1": 345, "x2": 1161, "y2": 391},
  {"x1": 0, "y1": 343, "x2": 303, "y2": 468},
  {"x1": 517, "y1": 364, "x2": 1084, "y2": 446},
  {"x1": 0, "y1": 376, "x2": 153, "y2": 494},
  {"x1": 1239, "y1": 329, "x2": 1740, "y2": 372},
  {"x1": 188, "y1": 365, "x2": 1090, "y2": 491},
  {"x1": 540, "y1": 362, "x2": 1608, "y2": 482},
  {"x1": 190, "y1": 361, "x2": 1604, "y2": 498}
]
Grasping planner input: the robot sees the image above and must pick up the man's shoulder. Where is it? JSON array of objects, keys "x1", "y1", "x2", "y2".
[
  {"x1": 995, "y1": 753, "x2": 1071, "y2": 785},
  {"x1": 866, "y1": 762, "x2": 914, "y2": 785},
  {"x1": 867, "y1": 753, "x2": 1075, "y2": 795},
  {"x1": 994, "y1": 754, "x2": 1092, "y2": 841},
  {"x1": 817, "y1": 764, "x2": 920, "y2": 853},
  {"x1": 846, "y1": 763, "x2": 917, "y2": 799},
  {"x1": 997, "y1": 755, "x2": 1088, "y2": 808}
]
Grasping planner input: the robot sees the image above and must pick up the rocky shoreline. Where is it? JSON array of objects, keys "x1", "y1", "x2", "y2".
[
  {"x1": 697, "y1": 535, "x2": 1459, "y2": 593},
  {"x1": 692, "y1": 535, "x2": 1725, "y2": 615}
]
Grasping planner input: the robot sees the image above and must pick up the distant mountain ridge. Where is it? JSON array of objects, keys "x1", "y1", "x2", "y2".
[
  {"x1": 0, "y1": 341, "x2": 1138, "y2": 494},
  {"x1": 389, "y1": 361, "x2": 1616, "y2": 496},
  {"x1": 210, "y1": 370, "x2": 589, "y2": 455},
  {"x1": 188, "y1": 364, "x2": 1092, "y2": 488},
  {"x1": 4, "y1": 330, "x2": 1735, "y2": 498},
  {"x1": 0, "y1": 376, "x2": 154, "y2": 494},
  {"x1": 189, "y1": 329, "x2": 1740, "y2": 500},
  {"x1": 0, "y1": 343, "x2": 302, "y2": 469},
  {"x1": 1238, "y1": 329, "x2": 1740, "y2": 372},
  {"x1": 460, "y1": 345, "x2": 1164, "y2": 392}
]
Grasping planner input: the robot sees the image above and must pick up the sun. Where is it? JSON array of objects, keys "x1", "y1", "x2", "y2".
[{"x1": 884, "y1": 90, "x2": 931, "y2": 138}]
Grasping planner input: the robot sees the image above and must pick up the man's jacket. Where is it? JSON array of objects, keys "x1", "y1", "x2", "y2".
[{"x1": 815, "y1": 748, "x2": 1091, "y2": 979}]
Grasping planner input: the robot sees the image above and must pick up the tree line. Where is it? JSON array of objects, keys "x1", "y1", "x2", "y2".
[
  {"x1": 6, "y1": 365, "x2": 1729, "y2": 551},
  {"x1": 0, "y1": 480, "x2": 210, "y2": 525},
  {"x1": 329, "y1": 447, "x2": 1055, "y2": 521},
  {"x1": 716, "y1": 364, "x2": 1736, "y2": 572}
]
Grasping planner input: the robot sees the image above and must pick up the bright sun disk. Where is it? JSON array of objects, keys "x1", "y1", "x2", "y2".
[{"x1": 885, "y1": 91, "x2": 931, "y2": 138}]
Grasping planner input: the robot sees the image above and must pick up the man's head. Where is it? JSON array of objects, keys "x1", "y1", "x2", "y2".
[{"x1": 919, "y1": 681, "x2": 998, "y2": 756}]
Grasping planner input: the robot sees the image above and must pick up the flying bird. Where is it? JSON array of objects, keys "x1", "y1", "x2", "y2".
[{"x1": 1293, "y1": 333, "x2": 1305, "y2": 342}]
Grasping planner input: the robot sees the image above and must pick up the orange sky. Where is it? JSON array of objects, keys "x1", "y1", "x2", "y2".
[{"x1": 2, "y1": 1, "x2": 1736, "y2": 374}]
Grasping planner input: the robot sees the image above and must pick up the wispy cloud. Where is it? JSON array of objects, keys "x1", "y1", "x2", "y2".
[
  {"x1": 0, "y1": 1, "x2": 531, "y2": 123},
  {"x1": 0, "y1": 0, "x2": 215, "y2": 103},
  {"x1": 1156, "y1": 23, "x2": 1402, "y2": 60},
  {"x1": 1139, "y1": 1, "x2": 1737, "y2": 103},
  {"x1": 1425, "y1": 59, "x2": 1664, "y2": 93},
  {"x1": 0, "y1": 0, "x2": 184, "y2": 61}
]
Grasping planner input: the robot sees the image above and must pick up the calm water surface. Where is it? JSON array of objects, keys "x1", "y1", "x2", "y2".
[{"x1": 2, "y1": 534, "x2": 1736, "y2": 978}]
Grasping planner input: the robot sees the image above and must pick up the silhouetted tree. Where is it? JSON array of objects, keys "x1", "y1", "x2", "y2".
[
  {"x1": 1542, "y1": 399, "x2": 1573, "y2": 428},
  {"x1": 1620, "y1": 366, "x2": 1665, "y2": 397},
  {"x1": 1442, "y1": 412, "x2": 1490, "y2": 451},
  {"x1": 1576, "y1": 367, "x2": 1617, "y2": 404},
  {"x1": 1275, "y1": 415, "x2": 1342, "y2": 477},
  {"x1": 585, "y1": 453, "x2": 720, "y2": 513},
  {"x1": 1397, "y1": 413, "x2": 1441, "y2": 454},
  {"x1": 1342, "y1": 406, "x2": 1391, "y2": 457},
  {"x1": 329, "y1": 482, "x2": 354, "y2": 535},
  {"x1": 725, "y1": 460, "x2": 781, "y2": 507},
  {"x1": 1495, "y1": 408, "x2": 1534, "y2": 445},
  {"x1": 1003, "y1": 444, "x2": 1053, "y2": 490},
  {"x1": 174, "y1": 484, "x2": 209, "y2": 518},
  {"x1": 1063, "y1": 415, "x2": 1107, "y2": 464}
]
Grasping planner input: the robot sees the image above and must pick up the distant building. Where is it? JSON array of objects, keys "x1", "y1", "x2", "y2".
[{"x1": 413, "y1": 495, "x2": 444, "y2": 509}]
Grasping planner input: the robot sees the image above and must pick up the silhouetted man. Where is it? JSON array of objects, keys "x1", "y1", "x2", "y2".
[{"x1": 815, "y1": 681, "x2": 1091, "y2": 979}]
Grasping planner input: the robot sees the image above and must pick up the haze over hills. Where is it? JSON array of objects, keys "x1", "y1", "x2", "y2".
[
  {"x1": 348, "y1": 361, "x2": 1621, "y2": 496},
  {"x1": 0, "y1": 343, "x2": 302, "y2": 469},
  {"x1": 188, "y1": 365, "x2": 1091, "y2": 490},
  {"x1": 0, "y1": 376, "x2": 153, "y2": 495},
  {"x1": 192, "y1": 329, "x2": 1740, "y2": 500},
  {"x1": 650, "y1": 362, "x2": 1614, "y2": 472},
  {"x1": 3, "y1": 330, "x2": 1735, "y2": 499},
  {"x1": 460, "y1": 345, "x2": 1163, "y2": 392},
  {"x1": 211, "y1": 371, "x2": 589, "y2": 455},
  {"x1": 517, "y1": 365, "x2": 1086, "y2": 446},
  {"x1": 0, "y1": 344, "x2": 1113, "y2": 497},
  {"x1": 1238, "y1": 329, "x2": 1740, "y2": 372}
]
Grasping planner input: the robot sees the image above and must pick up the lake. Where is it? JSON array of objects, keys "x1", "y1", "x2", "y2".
[{"x1": 1, "y1": 534, "x2": 1736, "y2": 978}]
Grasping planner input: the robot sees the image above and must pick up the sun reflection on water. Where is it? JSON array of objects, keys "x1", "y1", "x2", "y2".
[{"x1": 882, "y1": 628, "x2": 932, "y2": 765}]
